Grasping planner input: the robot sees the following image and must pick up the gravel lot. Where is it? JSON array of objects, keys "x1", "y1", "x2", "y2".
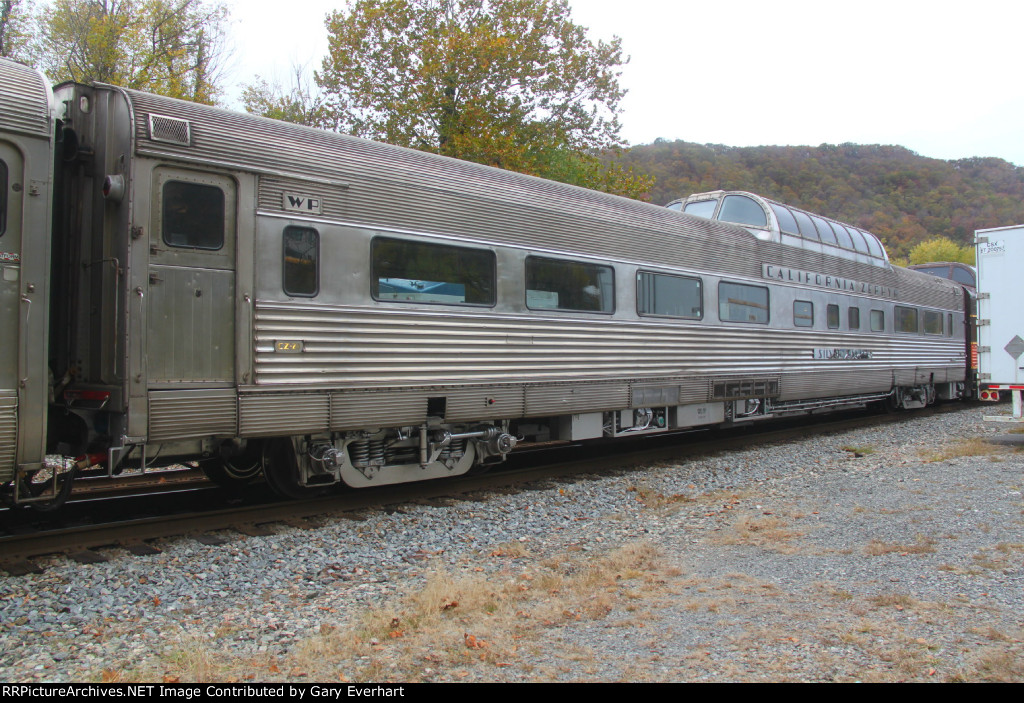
[{"x1": 1, "y1": 404, "x2": 1022, "y2": 682}]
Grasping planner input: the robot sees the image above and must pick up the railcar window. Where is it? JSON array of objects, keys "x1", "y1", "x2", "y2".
[
  {"x1": 526, "y1": 257, "x2": 614, "y2": 313},
  {"x1": 770, "y1": 204, "x2": 800, "y2": 235},
  {"x1": 811, "y1": 216, "x2": 838, "y2": 246},
  {"x1": 952, "y1": 267, "x2": 976, "y2": 286},
  {"x1": 637, "y1": 271, "x2": 702, "y2": 319},
  {"x1": 947, "y1": 313, "x2": 953, "y2": 337},
  {"x1": 282, "y1": 226, "x2": 319, "y2": 297},
  {"x1": 831, "y1": 222, "x2": 853, "y2": 249},
  {"x1": 847, "y1": 228, "x2": 869, "y2": 254},
  {"x1": 861, "y1": 229, "x2": 885, "y2": 258},
  {"x1": 923, "y1": 310, "x2": 943, "y2": 335},
  {"x1": 827, "y1": 304, "x2": 840, "y2": 329},
  {"x1": 372, "y1": 237, "x2": 495, "y2": 306},
  {"x1": 0, "y1": 160, "x2": 7, "y2": 236},
  {"x1": 666, "y1": 201, "x2": 683, "y2": 211},
  {"x1": 822, "y1": 220, "x2": 843, "y2": 246},
  {"x1": 791, "y1": 209, "x2": 819, "y2": 241},
  {"x1": 833, "y1": 222, "x2": 858, "y2": 249},
  {"x1": 683, "y1": 200, "x2": 717, "y2": 219},
  {"x1": 794, "y1": 300, "x2": 814, "y2": 327},
  {"x1": 719, "y1": 282, "x2": 769, "y2": 324},
  {"x1": 717, "y1": 195, "x2": 767, "y2": 227},
  {"x1": 870, "y1": 309, "x2": 884, "y2": 332},
  {"x1": 849, "y1": 307, "x2": 861, "y2": 330},
  {"x1": 895, "y1": 306, "x2": 919, "y2": 333},
  {"x1": 162, "y1": 181, "x2": 225, "y2": 249}
]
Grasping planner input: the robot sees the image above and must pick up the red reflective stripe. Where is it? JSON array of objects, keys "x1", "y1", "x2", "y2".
[{"x1": 63, "y1": 390, "x2": 111, "y2": 401}]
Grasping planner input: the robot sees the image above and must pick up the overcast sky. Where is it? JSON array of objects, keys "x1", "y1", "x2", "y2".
[{"x1": 223, "y1": 0, "x2": 1024, "y2": 166}]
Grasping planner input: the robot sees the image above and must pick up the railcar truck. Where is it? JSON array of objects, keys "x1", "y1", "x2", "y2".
[{"x1": 976, "y1": 224, "x2": 1024, "y2": 420}]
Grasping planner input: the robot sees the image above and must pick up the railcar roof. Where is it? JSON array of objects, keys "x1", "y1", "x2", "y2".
[
  {"x1": 667, "y1": 190, "x2": 890, "y2": 267},
  {"x1": 0, "y1": 59, "x2": 53, "y2": 138},
  {"x1": 47, "y1": 82, "x2": 964, "y2": 310}
]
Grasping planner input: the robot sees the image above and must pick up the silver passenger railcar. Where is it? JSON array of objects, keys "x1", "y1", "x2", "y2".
[
  {"x1": 0, "y1": 59, "x2": 969, "y2": 505},
  {"x1": 0, "y1": 60, "x2": 55, "y2": 503}
]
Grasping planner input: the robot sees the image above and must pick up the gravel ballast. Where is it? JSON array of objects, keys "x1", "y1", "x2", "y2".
[{"x1": 1, "y1": 405, "x2": 1022, "y2": 682}]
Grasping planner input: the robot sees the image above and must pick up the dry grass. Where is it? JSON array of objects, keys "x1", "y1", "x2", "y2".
[
  {"x1": 841, "y1": 444, "x2": 876, "y2": 456},
  {"x1": 864, "y1": 534, "x2": 937, "y2": 556},
  {"x1": 969, "y1": 626, "x2": 1019, "y2": 643},
  {"x1": 919, "y1": 438, "x2": 1003, "y2": 462},
  {"x1": 877, "y1": 640, "x2": 941, "y2": 676},
  {"x1": 281, "y1": 540, "x2": 671, "y2": 681},
  {"x1": 626, "y1": 482, "x2": 696, "y2": 512},
  {"x1": 936, "y1": 541, "x2": 1024, "y2": 575},
  {"x1": 692, "y1": 488, "x2": 754, "y2": 507},
  {"x1": 951, "y1": 647, "x2": 1024, "y2": 682},
  {"x1": 94, "y1": 540, "x2": 675, "y2": 683},
  {"x1": 816, "y1": 582, "x2": 854, "y2": 601},
  {"x1": 714, "y1": 510, "x2": 806, "y2": 553},
  {"x1": 485, "y1": 541, "x2": 530, "y2": 558},
  {"x1": 870, "y1": 593, "x2": 920, "y2": 610}
]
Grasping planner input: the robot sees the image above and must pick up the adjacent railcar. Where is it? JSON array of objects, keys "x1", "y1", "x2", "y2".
[
  {"x1": 0, "y1": 60, "x2": 968, "y2": 506},
  {"x1": 0, "y1": 60, "x2": 54, "y2": 502},
  {"x1": 907, "y1": 261, "x2": 978, "y2": 395},
  {"x1": 908, "y1": 262, "x2": 977, "y2": 291}
]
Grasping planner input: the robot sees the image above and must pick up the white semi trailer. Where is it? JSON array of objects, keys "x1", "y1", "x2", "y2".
[{"x1": 976, "y1": 224, "x2": 1024, "y2": 420}]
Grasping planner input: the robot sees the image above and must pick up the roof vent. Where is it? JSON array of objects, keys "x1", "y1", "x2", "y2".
[{"x1": 148, "y1": 114, "x2": 191, "y2": 145}]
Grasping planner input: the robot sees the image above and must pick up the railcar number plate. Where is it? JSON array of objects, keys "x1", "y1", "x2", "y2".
[{"x1": 274, "y1": 341, "x2": 304, "y2": 353}]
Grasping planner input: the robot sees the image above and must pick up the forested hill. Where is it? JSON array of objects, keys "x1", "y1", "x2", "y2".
[{"x1": 620, "y1": 140, "x2": 1024, "y2": 258}]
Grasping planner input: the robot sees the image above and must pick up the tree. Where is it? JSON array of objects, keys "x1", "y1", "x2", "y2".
[
  {"x1": 539, "y1": 148, "x2": 655, "y2": 201},
  {"x1": 241, "y1": 62, "x2": 324, "y2": 127},
  {"x1": 39, "y1": 0, "x2": 230, "y2": 104},
  {"x1": 313, "y1": 0, "x2": 632, "y2": 183},
  {"x1": 907, "y1": 236, "x2": 975, "y2": 266},
  {"x1": 0, "y1": 0, "x2": 36, "y2": 62}
]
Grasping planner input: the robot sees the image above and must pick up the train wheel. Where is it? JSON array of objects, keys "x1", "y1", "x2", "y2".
[
  {"x1": 200, "y1": 441, "x2": 264, "y2": 489},
  {"x1": 262, "y1": 438, "x2": 331, "y2": 500}
]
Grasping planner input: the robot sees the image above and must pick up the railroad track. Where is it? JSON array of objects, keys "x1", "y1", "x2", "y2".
[{"x1": 0, "y1": 404, "x2": 966, "y2": 576}]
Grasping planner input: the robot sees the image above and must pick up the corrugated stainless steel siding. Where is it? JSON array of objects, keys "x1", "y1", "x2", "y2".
[
  {"x1": 446, "y1": 385, "x2": 525, "y2": 422},
  {"x1": 0, "y1": 392, "x2": 16, "y2": 482},
  {"x1": 680, "y1": 378, "x2": 709, "y2": 404},
  {"x1": 893, "y1": 367, "x2": 964, "y2": 386},
  {"x1": 631, "y1": 384, "x2": 681, "y2": 407},
  {"x1": 253, "y1": 302, "x2": 964, "y2": 388},
  {"x1": 239, "y1": 394, "x2": 330, "y2": 436},
  {"x1": 778, "y1": 370, "x2": 892, "y2": 400},
  {"x1": 525, "y1": 383, "x2": 629, "y2": 415},
  {"x1": 329, "y1": 386, "x2": 528, "y2": 430},
  {"x1": 330, "y1": 389, "x2": 432, "y2": 430},
  {"x1": 148, "y1": 389, "x2": 237, "y2": 441},
  {"x1": 0, "y1": 60, "x2": 50, "y2": 137},
  {"x1": 121, "y1": 89, "x2": 961, "y2": 311}
]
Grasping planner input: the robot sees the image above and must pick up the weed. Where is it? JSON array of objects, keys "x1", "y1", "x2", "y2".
[
  {"x1": 716, "y1": 512, "x2": 805, "y2": 553},
  {"x1": 969, "y1": 626, "x2": 1018, "y2": 643},
  {"x1": 286, "y1": 540, "x2": 673, "y2": 681},
  {"x1": 161, "y1": 635, "x2": 221, "y2": 682},
  {"x1": 825, "y1": 586, "x2": 854, "y2": 600},
  {"x1": 864, "y1": 534, "x2": 937, "y2": 556},
  {"x1": 953, "y1": 647, "x2": 1024, "y2": 682},
  {"x1": 870, "y1": 593, "x2": 919, "y2": 610},
  {"x1": 920, "y1": 438, "x2": 1001, "y2": 462}
]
